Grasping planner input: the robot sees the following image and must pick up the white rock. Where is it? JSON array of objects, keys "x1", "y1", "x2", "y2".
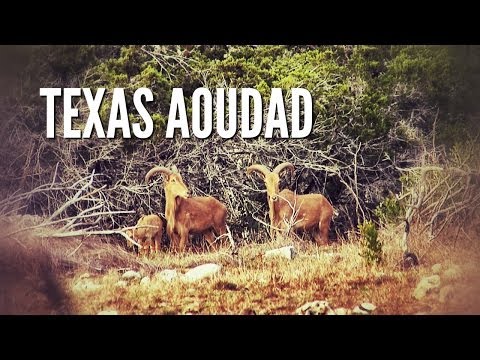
[
  {"x1": 140, "y1": 276, "x2": 150, "y2": 286},
  {"x1": 334, "y1": 307, "x2": 350, "y2": 315},
  {"x1": 325, "y1": 308, "x2": 337, "y2": 315},
  {"x1": 264, "y1": 246, "x2": 296, "y2": 260},
  {"x1": 122, "y1": 270, "x2": 142, "y2": 281},
  {"x1": 183, "y1": 264, "x2": 221, "y2": 283},
  {"x1": 413, "y1": 275, "x2": 441, "y2": 300},
  {"x1": 296, "y1": 300, "x2": 331, "y2": 315},
  {"x1": 360, "y1": 302, "x2": 376, "y2": 312},
  {"x1": 442, "y1": 265, "x2": 462, "y2": 281},
  {"x1": 156, "y1": 269, "x2": 179, "y2": 282},
  {"x1": 431, "y1": 263, "x2": 443, "y2": 274},
  {"x1": 439, "y1": 285, "x2": 455, "y2": 303},
  {"x1": 115, "y1": 280, "x2": 128, "y2": 288},
  {"x1": 352, "y1": 306, "x2": 369, "y2": 315},
  {"x1": 98, "y1": 310, "x2": 118, "y2": 315}
]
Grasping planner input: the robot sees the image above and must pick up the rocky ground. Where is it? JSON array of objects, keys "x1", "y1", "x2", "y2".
[{"x1": 1, "y1": 216, "x2": 479, "y2": 315}]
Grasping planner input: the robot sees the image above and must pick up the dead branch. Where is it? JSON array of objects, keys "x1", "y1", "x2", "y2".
[{"x1": 398, "y1": 143, "x2": 480, "y2": 254}]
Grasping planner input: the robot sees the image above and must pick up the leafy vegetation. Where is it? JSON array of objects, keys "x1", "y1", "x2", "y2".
[
  {"x1": 359, "y1": 220, "x2": 382, "y2": 265},
  {"x1": 374, "y1": 195, "x2": 405, "y2": 226},
  {"x1": 1, "y1": 45, "x2": 479, "y2": 240},
  {"x1": 1, "y1": 45, "x2": 480, "y2": 315}
]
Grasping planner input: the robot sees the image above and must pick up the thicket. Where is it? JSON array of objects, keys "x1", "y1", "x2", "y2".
[{"x1": 1, "y1": 45, "x2": 478, "y2": 247}]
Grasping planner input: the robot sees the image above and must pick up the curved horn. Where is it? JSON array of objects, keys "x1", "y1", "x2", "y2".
[
  {"x1": 246, "y1": 164, "x2": 271, "y2": 179},
  {"x1": 273, "y1": 162, "x2": 294, "y2": 176},
  {"x1": 145, "y1": 166, "x2": 172, "y2": 183}
]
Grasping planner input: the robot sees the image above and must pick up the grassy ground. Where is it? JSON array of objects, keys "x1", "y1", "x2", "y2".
[{"x1": 1, "y1": 217, "x2": 479, "y2": 315}]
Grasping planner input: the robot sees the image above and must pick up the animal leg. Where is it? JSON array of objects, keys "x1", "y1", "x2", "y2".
[
  {"x1": 169, "y1": 232, "x2": 180, "y2": 253},
  {"x1": 203, "y1": 230, "x2": 217, "y2": 250},
  {"x1": 268, "y1": 208, "x2": 276, "y2": 240},
  {"x1": 213, "y1": 224, "x2": 229, "y2": 248},
  {"x1": 154, "y1": 232, "x2": 161, "y2": 254},
  {"x1": 315, "y1": 217, "x2": 331, "y2": 246},
  {"x1": 141, "y1": 238, "x2": 151, "y2": 257},
  {"x1": 276, "y1": 220, "x2": 288, "y2": 241},
  {"x1": 178, "y1": 232, "x2": 188, "y2": 253},
  {"x1": 138, "y1": 239, "x2": 146, "y2": 256},
  {"x1": 148, "y1": 237, "x2": 155, "y2": 256},
  {"x1": 269, "y1": 225, "x2": 277, "y2": 241},
  {"x1": 313, "y1": 229, "x2": 326, "y2": 245}
]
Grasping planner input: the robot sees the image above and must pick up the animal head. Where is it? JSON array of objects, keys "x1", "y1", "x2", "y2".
[
  {"x1": 246, "y1": 162, "x2": 294, "y2": 201},
  {"x1": 124, "y1": 228, "x2": 135, "y2": 249},
  {"x1": 145, "y1": 166, "x2": 190, "y2": 199}
]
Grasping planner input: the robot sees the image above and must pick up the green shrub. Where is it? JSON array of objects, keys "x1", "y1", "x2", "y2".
[
  {"x1": 359, "y1": 220, "x2": 382, "y2": 265},
  {"x1": 374, "y1": 195, "x2": 405, "y2": 226}
]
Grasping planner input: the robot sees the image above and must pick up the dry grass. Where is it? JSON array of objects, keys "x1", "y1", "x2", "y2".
[{"x1": 1, "y1": 215, "x2": 479, "y2": 315}]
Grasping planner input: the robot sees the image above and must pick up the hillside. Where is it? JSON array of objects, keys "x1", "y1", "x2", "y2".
[{"x1": 0, "y1": 45, "x2": 479, "y2": 315}]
